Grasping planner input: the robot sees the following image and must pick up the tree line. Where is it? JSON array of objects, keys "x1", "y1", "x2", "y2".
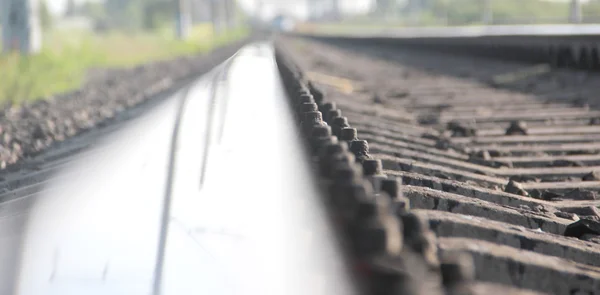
[
  {"x1": 38, "y1": 0, "x2": 179, "y2": 32},
  {"x1": 378, "y1": 0, "x2": 600, "y2": 25}
]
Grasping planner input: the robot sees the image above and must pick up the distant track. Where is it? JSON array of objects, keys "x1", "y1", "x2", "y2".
[{"x1": 294, "y1": 24, "x2": 600, "y2": 70}]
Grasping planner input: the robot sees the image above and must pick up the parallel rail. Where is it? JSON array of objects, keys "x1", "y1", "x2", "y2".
[{"x1": 294, "y1": 25, "x2": 600, "y2": 69}]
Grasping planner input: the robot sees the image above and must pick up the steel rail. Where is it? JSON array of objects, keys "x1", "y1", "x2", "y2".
[{"x1": 0, "y1": 42, "x2": 355, "y2": 295}]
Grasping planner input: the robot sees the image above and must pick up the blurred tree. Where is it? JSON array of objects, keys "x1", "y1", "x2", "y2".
[
  {"x1": 583, "y1": 0, "x2": 600, "y2": 22},
  {"x1": 80, "y1": 1, "x2": 109, "y2": 31},
  {"x1": 418, "y1": 0, "x2": 481, "y2": 25},
  {"x1": 81, "y1": 1, "x2": 107, "y2": 20},
  {"x1": 374, "y1": 0, "x2": 394, "y2": 16},
  {"x1": 39, "y1": 0, "x2": 53, "y2": 30},
  {"x1": 143, "y1": 0, "x2": 175, "y2": 31},
  {"x1": 105, "y1": 0, "x2": 142, "y2": 30},
  {"x1": 399, "y1": 0, "x2": 572, "y2": 25},
  {"x1": 104, "y1": 0, "x2": 177, "y2": 32},
  {"x1": 491, "y1": 0, "x2": 568, "y2": 24}
]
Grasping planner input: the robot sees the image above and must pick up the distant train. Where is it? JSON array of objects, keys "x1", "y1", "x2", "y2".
[{"x1": 271, "y1": 15, "x2": 296, "y2": 32}]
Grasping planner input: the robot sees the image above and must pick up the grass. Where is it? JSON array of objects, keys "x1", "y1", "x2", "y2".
[{"x1": 0, "y1": 23, "x2": 249, "y2": 104}]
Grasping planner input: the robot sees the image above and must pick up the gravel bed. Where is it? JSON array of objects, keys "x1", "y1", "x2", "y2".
[
  {"x1": 0, "y1": 37, "x2": 254, "y2": 169},
  {"x1": 279, "y1": 36, "x2": 600, "y2": 295}
]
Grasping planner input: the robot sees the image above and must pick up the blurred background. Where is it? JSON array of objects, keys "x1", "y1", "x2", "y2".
[
  {"x1": 0, "y1": 0, "x2": 253, "y2": 104},
  {"x1": 301, "y1": 0, "x2": 600, "y2": 26},
  {"x1": 1, "y1": 0, "x2": 600, "y2": 104}
]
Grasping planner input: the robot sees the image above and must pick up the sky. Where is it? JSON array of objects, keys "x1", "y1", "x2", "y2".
[{"x1": 48, "y1": 0, "x2": 374, "y2": 20}]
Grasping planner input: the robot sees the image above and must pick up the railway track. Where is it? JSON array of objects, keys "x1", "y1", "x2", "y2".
[
  {"x1": 298, "y1": 24, "x2": 600, "y2": 70},
  {"x1": 2, "y1": 27, "x2": 600, "y2": 294},
  {"x1": 275, "y1": 36, "x2": 600, "y2": 294}
]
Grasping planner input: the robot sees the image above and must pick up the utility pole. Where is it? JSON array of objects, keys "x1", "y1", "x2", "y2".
[
  {"x1": 374, "y1": 0, "x2": 386, "y2": 17},
  {"x1": 175, "y1": 0, "x2": 191, "y2": 39},
  {"x1": 310, "y1": 0, "x2": 328, "y2": 22},
  {"x1": 331, "y1": 0, "x2": 341, "y2": 21},
  {"x1": 570, "y1": 0, "x2": 582, "y2": 24},
  {"x1": 65, "y1": 0, "x2": 76, "y2": 17},
  {"x1": 1, "y1": 0, "x2": 42, "y2": 54},
  {"x1": 482, "y1": 0, "x2": 493, "y2": 25},
  {"x1": 406, "y1": 0, "x2": 421, "y2": 25},
  {"x1": 307, "y1": 0, "x2": 317, "y2": 21},
  {"x1": 209, "y1": 0, "x2": 224, "y2": 34},
  {"x1": 256, "y1": 0, "x2": 264, "y2": 21},
  {"x1": 224, "y1": 0, "x2": 236, "y2": 29}
]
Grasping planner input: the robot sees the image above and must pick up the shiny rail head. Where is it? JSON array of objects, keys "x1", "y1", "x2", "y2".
[{"x1": 1, "y1": 42, "x2": 357, "y2": 295}]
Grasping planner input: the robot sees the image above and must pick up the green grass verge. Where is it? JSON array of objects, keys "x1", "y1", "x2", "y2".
[{"x1": 0, "y1": 24, "x2": 249, "y2": 104}]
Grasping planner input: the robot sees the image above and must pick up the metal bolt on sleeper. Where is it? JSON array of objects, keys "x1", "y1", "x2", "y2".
[{"x1": 340, "y1": 127, "x2": 358, "y2": 141}]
